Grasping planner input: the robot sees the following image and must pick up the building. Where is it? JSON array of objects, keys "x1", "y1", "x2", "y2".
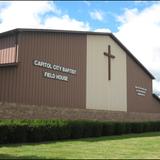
[{"x1": 0, "y1": 28, "x2": 160, "y2": 120}]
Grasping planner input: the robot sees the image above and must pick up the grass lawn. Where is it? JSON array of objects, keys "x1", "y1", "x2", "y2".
[{"x1": 0, "y1": 132, "x2": 160, "y2": 159}]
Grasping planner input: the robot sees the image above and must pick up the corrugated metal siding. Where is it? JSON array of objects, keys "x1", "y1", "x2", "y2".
[
  {"x1": 127, "y1": 55, "x2": 160, "y2": 113},
  {"x1": 0, "y1": 32, "x2": 86, "y2": 108},
  {"x1": 0, "y1": 35, "x2": 17, "y2": 64}
]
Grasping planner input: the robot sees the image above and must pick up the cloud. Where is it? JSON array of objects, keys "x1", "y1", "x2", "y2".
[
  {"x1": 134, "y1": 1, "x2": 148, "y2": 4},
  {"x1": 0, "y1": 1, "x2": 90, "y2": 32},
  {"x1": 83, "y1": 1, "x2": 91, "y2": 6},
  {"x1": 0, "y1": 1, "x2": 59, "y2": 32},
  {"x1": 90, "y1": 10, "x2": 104, "y2": 21},
  {"x1": 0, "y1": 1, "x2": 10, "y2": 9},
  {"x1": 94, "y1": 28, "x2": 111, "y2": 32},
  {"x1": 116, "y1": 8, "x2": 139, "y2": 24},
  {"x1": 43, "y1": 15, "x2": 90, "y2": 31},
  {"x1": 115, "y1": 2, "x2": 160, "y2": 94},
  {"x1": 153, "y1": 80, "x2": 160, "y2": 96}
]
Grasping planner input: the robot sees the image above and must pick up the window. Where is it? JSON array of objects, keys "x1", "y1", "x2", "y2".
[{"x1": 0, "y1": 35, "x2": 18, "y2": 66}]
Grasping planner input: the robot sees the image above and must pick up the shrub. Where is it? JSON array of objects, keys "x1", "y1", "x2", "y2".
[
  {"x1": 124, "y1": 122, "x2": 132, "y2": 134},
  {"x1": 91, "y1": 121, "x2": 103, "y2": 137},
  {"x1": 151, "y1": 121, "x2": 160, "y2": 131},
  {"x1": 113, "y1": 122, "x2": 126, "y2": 135},
  {"x1": 143, "y1": 122, "x2": 152, "y2": 132},
  {"x1": 69, "y1": 121, "x2": 84, "y2": 139},
  {"x1": 82, "y1": 121, "x2": 103, "y2": 138},
  {"x1": 0, "y1": 124, "x2": 28, "y2": 144},
  {"x1": 0, "y1": 125, "x2": 10, "y2": 143},
  {"x1": 102, "y1": 122, "x2": 115, "y2": 136},
  {"x1": 0, "y1": 120, "x2": 160, "y2": 144},
  {"x1": 56, "y1": 120, "x2": 71, "y2": 140},
  {"x1": 130, "y1": 122, "x2": 144, "y2": 133}
]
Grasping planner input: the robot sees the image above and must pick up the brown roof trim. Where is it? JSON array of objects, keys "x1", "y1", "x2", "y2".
[
  {"x1": 0, "y1": 28, "x2": 112, "y2": 36},
  {"x1": 0, "y1": 28, "x2": 155, "y2": 79},
  {"x1": 0, "y1": 29, "x2": 18, "y2": 38},
  {"x1": 153, "y1": 93, "x2": 160, "y2": 103}
]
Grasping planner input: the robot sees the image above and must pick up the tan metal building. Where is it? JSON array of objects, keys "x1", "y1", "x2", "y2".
[{"x1": 0, "y1": 28, "x2": 160, "y2": 119}]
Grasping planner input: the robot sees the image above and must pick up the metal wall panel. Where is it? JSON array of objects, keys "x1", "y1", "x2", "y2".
[
  {"x1": 0, "y1": 35, "x2": 16, "y2": 64},
  {"x1": 0, "y1": 31, "x2": 86, "y2": 109},
  {"x1": 127, "y1": 55, "x2": 160, "y2": 113}
]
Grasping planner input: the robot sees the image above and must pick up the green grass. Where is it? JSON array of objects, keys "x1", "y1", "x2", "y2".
[{"x1": 0, "y1": 132, "x2": 160, "y2": 159}]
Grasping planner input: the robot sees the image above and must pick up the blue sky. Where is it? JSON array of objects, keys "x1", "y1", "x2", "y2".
[
  {"x1": 0, "y1": 1, "x2": 158, "y2": 32},
  {"x1": 0, "y1": 1, "x2": 160, "y2": 95},
  {"x1": 54, "y1": 1, "x2": 155, "y2": 32}
]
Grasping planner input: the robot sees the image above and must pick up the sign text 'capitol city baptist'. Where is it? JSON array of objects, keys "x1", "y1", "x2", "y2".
[{"x1": 33, "y1": 59, "x2": 77, "y2": 82}]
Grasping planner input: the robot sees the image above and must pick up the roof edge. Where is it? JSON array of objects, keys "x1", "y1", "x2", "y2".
[{"x1": 0, "y1": 28, "x2": 112, "y2": 36}]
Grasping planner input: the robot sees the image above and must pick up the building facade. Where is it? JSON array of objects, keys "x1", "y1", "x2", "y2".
[{"x1": 0, "y1": 28, "x2": 160, "y2": 118}]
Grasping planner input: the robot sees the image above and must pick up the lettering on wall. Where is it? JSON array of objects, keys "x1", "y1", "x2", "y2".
[
  {"x1": 33, "y1": 59, "x2": 77, "y2": 82},
  {"x1": 135, "y1": 86, "x2": 147, "y2": 97}
]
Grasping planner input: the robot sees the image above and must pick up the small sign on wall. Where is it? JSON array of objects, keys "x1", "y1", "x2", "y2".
[{"x1": 135, "y1": 86, "x2": 147, "y2": 96}]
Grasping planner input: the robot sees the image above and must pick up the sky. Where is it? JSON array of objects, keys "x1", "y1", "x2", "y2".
[{"x1": 0, "y1": 1, "x2": 160, "y2": 96}]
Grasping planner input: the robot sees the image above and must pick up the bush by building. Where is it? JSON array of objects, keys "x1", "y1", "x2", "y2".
[{"x1": 0, "y1": 120, "x2": 160, "y2": 144}]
